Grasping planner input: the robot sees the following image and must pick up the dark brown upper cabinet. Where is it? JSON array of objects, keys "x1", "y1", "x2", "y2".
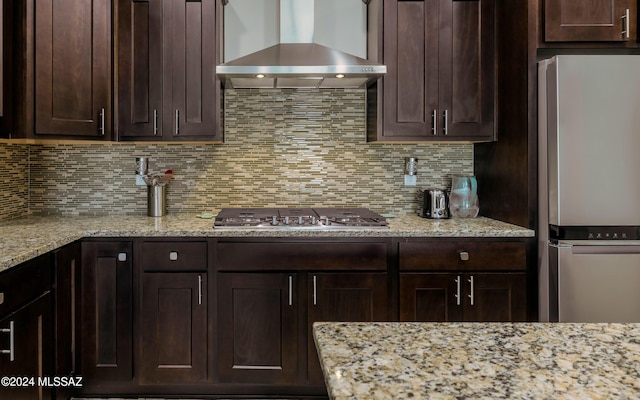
[
  {"x1": 9, "y1": 0, "x2": 112, "y2": 139},
  {"x1": 368, "y1": 0, "x2": 495, "y2": 142},
  {"x1": 544, "y1": 0, "x2": 637, "y2": 43},
  {"x1": 117, "y1": 0, "x2": 222, "y2": 142}
]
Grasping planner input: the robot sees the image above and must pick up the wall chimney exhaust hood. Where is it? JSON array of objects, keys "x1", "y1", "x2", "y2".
[{"x1": 216, "y1": 0, "x2": 386, "y2": 89}]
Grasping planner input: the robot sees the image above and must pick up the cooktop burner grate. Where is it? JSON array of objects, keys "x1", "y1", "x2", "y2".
[{"x1": 214, "y1": 207, "x2": 388, "y2": 229}]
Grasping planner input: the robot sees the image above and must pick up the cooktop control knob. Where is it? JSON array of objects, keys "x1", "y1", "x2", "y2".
[
  {"x1": 271, "y1": 216, "x2": 278, "y2": 226},
  {"x1": 312, "y1": 216, "x2": 317, "y2": 225},
  {"x1": 324, "y1": 216, "x2": 330, "y2": 226},
  {"x1": 284, "y1": 216, "x2": 290, "y2": 225},
  {"x1": 298, "y1": 216, "x2": 303, "y2": 225}
]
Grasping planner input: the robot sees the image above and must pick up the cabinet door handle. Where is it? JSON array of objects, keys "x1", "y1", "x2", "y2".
[
  {"x1": 198, "y1": 275, "x2": 203, "y2": 305},
  {"x1": 99, "y1": 108, "x2": 105, "y2": 136},
  {"x1": 175, "y1": 109, "x2": 180, "y2": 135},
  {"x1": 1, "y1": 321, "x2": 15, "y2": 361},
  {"x1": 468, "y1": 276, "x2": 475, "y2": 306},
  {"x1": 431, "y1": 109, "x2": 437, "y2": 135},
  {"x1": 621, "y1": 9, "x2": 630, "y2": 39},
  {"x1": 443, "y1": 109, "x2": 448, "y2": 135},
  {"x1": 117, "y1": 252, "x2": 127, "y2": 262},
  {"x1": 153, "y1": 109, "x2": 158, "y2": 136},
  {"x1": 313, "y1": 275, "x2": 317, "y2": 305},
  {"x1": 455, "y1": 275, "x2": 461, "y2": 306},
  {"x1": 288, "y1": 275, "x2": 293, "y2": 306}
]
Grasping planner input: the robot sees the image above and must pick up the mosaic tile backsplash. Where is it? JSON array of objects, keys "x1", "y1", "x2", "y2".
[
  {"x1": 0, "y1": 142, "x2": 29, "y2": 220},
  {"x1": 2, "y1": 89, "x2": 473, "y2": 218}
]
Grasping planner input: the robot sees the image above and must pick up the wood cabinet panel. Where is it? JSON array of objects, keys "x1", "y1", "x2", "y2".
[
  {"x1": 545, "y1": 0, "x2": 636, "y2": 42},
  {"x1": 399, "y1": 240, "x2": 526, "y2": 271},
  {"x1": 373, "y1": 0, "x2": 495, "y2": 142},
  {"x1": 140, "y1": 272, "x2": 207, "y2": 383},
  {"x1": 0, "y1": 294, "x2": 53, "y2": 400},
  {"x1": 34, "y1": 0, "x2": 111, "y2": 138},
  {"x1": 400, "y1": 272, "x2": 526, "y2": 322},
  {"x1": 400, "y1": 273, "x2": 462, "y2": 322},
  {"x1": 80, "y1": 241, "x2": 133, "y2": 382},
  {"x1": 306, "y1": 273, "x2": 388, "y2": 384},
  {"x1": 0, "y1": 254, "x2": 52, "y2": 316},
  {"x1": 140, "y1": 240, "x2": 207, "y2": 271},
  {"x1": 464, "y1": 273, "x2": 527, "y2": 322},
  {"x1": 217, "y1": 273, "x2": 298, "y2": 384},
  {"x1": 117, "y1": 0, "x2": 221, "y2": 141},
  {"x1": 216, "y1": 240, "x2": 388, "y2": 271},
  {"x1": 117, "y1": 0, "x2": 163, "y2": 137},
  {"x1": 53, "y1": 242, "x2": 80, "y2": 400}
]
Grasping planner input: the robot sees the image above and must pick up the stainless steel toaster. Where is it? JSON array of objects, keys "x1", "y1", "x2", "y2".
[{"x1": 417, "y1": 189, "x2": 450, "y2": 219}]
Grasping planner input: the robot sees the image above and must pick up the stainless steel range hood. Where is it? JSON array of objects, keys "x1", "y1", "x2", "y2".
[{"x1": 216, "y1": 0, "x2": 386, "y2": 89}]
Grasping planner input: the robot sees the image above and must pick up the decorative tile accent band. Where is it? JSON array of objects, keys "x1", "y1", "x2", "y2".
[{"x1": 3, "y1": 89, "x2": 473, "y2": 218}]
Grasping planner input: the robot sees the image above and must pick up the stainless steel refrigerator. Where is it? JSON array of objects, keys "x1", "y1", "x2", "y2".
[{"x1": 539, "y1": 55, "x2": 640, "y2": 322}]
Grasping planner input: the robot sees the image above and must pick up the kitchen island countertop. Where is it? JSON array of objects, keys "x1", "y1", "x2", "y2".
[
  {"x1": 0, "y1": 213, "x2": 533, "y2": 272},
  {"x1": 313, "y1": 322, "x2": 640, "y2": 399}
]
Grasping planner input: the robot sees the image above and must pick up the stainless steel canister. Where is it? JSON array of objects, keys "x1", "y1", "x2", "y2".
[{"x1": 147, "y1": 185, "x2": 167, "y2": 217}]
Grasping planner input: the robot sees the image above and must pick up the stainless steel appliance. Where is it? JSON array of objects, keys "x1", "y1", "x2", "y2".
[
  {"x1": 539, "y1": 55, "x2": 640, "y2": 322},
  {"x1": 214, "y1": 207, "x2": 388, "y2": 229},
  {"x1": 417, "y1": 189, "x2": 450, "y2": 219}
]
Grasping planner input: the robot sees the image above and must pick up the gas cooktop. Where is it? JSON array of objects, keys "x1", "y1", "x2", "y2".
[{"x1": 214, "y1": 207, "x2": 388, "y2": 229}]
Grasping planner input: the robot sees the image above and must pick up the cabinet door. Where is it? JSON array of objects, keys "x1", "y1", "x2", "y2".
[
  {"x1": 162, "y1": 0, "x2": 220, "y2": 140},
  {"x1": 399, "y1": 273, "x2": 463, "y2": 322},
  {"x1": 0, "y1": 294, "x2": 53, "y2": 400},
  {"x1": 382, "y1": 0, "x2": 439, "y2": 139},
  {"x1": 545, "y1": 0, "x2": 635, "y2": 42},
  {"x1": 217, "y1": 273, "x2": 298, "y2": 384},
  {"x1": 438, "y1": 0, "x2": 495, "y2": 138},
  {"x1": 53, "y1": 242, "x2": 80, "y2": 400},
  {"x1": 34, "y1": 0, "x2": 111, "y2": 137},
  {"x1": 307, "y1": 273, "x2": 388, "y2": 384},
  {"x1": 80, "y1": 241, "x2": 133, "y2": 382},
  {"x1": 463, "y1": 273, "x2": 527, "y2": 322},
  {"x1": 140, "y1": 272, "x2": 207, "y2": 383},
  {"x1": 117, "y1": 0, "x2": 164, "y2": 138}
]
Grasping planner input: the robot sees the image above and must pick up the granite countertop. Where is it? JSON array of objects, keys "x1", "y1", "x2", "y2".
[
  {"x1": 0, "y1": 213, "x2": 533, "y2": 272},
  {"x1": 313, "y1": 322, "x2": 640, "y2": 399}
]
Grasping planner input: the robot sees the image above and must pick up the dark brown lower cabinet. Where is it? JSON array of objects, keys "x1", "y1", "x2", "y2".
[
  {"x1": 53, "y1": 242, "x2": 81, "y2": 400},
  {"x1": 0, "y1": 294, "x2": 53, "y2": 400},
  {"x1": 217, "y1": 273, "x2": 298, "y2": 385},
  {"x1": 140, "y1": 272, "x2": 208, "y2": 384},
  {"x1": 307, "y1": 273, "x2": 388, "y2": 384},
  {"x1": 80, "y1": 240, "x2": 133, "y2": 384},
  {"x1": 400, "y1": 272, "x2": 526, "y2": 322},
  {"x1": 216, "y1": 271, "x2": 389, "y2": 388}
]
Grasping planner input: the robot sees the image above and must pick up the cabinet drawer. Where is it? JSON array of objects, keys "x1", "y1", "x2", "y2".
[
  {"x1": 215, "y1": 240, "x2": 388, "y2": 271},
  {"x1": 140, "y1": 241, "x2": 207, "y2": 271},
  {"x1": 399, "y1": 240, "x2": 526, "y2": 271},
  {"x1": 0, "y1": 254, "x2": 52, "y2": 316}
]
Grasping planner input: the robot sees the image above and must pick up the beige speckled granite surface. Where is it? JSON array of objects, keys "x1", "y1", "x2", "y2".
[
  {"x1": 0, "y1": 214, "x2": 533, "y2": 272},
  {"x1": 313, "y1": 322, "x2": 640, "y2": 400}
]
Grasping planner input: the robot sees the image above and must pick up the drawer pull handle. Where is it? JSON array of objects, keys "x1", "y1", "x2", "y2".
[
  {"x1": 455, "y1": 275, "x2": 461, "y2": 306},
  {"x1": 169, "y1": 251, "x2": 179, "y2": 261},
  {"x1": 1, "y1": 321, "x2": 15, "y2": 361},
  {"x1": 459, "y1": 251, "x2": 470, "y2": 261}
]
